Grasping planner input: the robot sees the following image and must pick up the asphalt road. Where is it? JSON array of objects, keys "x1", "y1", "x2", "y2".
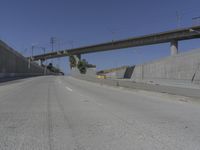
[{"x1": 0, "y1": 76, "x2": 200, "y2": 150}]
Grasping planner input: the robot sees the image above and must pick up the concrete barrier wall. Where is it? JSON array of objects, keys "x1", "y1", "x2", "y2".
[
  {"x1": 0, "y1": 40, "x2": 53, "y2": 79},
  {"x1": 118, "y1": 80, "x2": 200, "y2": 98},
  {"x1": 72, "y1": 74, "x2": 200, "y2": 98},
  {"x1": 131, "y1": 49, "x2": 200, "y2": 84}
]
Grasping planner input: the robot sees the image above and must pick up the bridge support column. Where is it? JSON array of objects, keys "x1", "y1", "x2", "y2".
[
  {"x1": 76, "y1": 54, "x2": 81, "y2": 61},
  {"x1": 170, "y1": 41, "x2": 178, "y2": 56},
  {"x1": 38, "y1": 59, "x2": 43, "y2": 66},
  {"x1": 69, "y1": 54, "x2": 81, "y2": 69}
]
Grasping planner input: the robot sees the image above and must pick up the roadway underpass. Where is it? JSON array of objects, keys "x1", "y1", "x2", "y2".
[{"x1": 0, "y1": 76, "x2": 200, "y2": 150}]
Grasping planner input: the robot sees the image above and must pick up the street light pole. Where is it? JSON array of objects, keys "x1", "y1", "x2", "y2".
[
  {"x1": 42, "y1": 47, "x2": 47, "y2": 75},
  {"x1": 29, "y1": 45, "x2": 35, "y2": 70},
  {"x1": 38, "y1": 47, "x2": 47, "y2": 75},
  {"x1": 50, "y1": 37, "x2": 56, "y2": 64}
]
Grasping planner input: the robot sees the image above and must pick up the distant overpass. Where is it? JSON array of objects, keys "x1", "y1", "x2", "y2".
[{"x1": 30, "y1": 25, "x2": 200, "y2": 61}]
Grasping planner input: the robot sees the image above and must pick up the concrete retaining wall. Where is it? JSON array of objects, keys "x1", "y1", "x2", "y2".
[
  {"x1": 0, "y1": 40, "x2": 53, "y2": 80},
  {"x1": 131, "y1": 49, "x2": 200, "y2": 84},
  {"x1": 71, "y1": 48, "x2": 200, "y2": 98}
]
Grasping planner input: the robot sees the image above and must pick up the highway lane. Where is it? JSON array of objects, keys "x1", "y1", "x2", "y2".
[{"x1": 0, "y1": 76, "x2": 200, "y2": 149}]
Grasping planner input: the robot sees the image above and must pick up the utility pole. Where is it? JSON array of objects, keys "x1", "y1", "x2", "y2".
[
  {"x1": 50, "y1": 37, "x2": 56, "y2": 53},
  {"x1": 176, "y1": 11, "x2": 181, "y2": 28}
]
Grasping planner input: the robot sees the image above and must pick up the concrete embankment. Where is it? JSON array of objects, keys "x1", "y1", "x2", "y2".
[
  {"x1": 0, "y1": 40, "x2": 53, "y2": 81},
  {"x1": 91, "y1": 49, "x2": 200, "y2": 85}
]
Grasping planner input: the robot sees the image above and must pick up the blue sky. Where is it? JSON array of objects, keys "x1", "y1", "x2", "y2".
[{"x1": 0, "y1": 0, "x2": 200, "y2": 73}]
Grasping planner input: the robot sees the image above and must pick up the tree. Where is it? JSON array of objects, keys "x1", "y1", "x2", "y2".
[{"x1": 77, "y1": 59, "x2": 87, "y2": 74}]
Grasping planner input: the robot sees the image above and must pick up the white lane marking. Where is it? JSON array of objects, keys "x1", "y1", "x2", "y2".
[{"x1": 65, "y1": 86, "x2": 73, "y2": 92}]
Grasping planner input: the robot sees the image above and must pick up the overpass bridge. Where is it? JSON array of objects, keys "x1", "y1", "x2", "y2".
[{"x1": 30, "y1": 26, "x2": 200, "y2": 64}]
